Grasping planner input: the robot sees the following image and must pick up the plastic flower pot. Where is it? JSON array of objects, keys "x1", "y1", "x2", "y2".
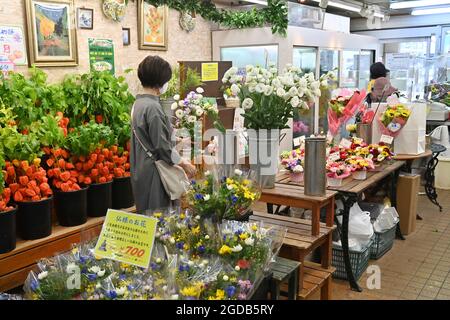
[
  {"x1": 0, "y1": 206, "x2": 17, "y2": 254},
  {"x1": 87, "y1": 181, "x2": 112, "y2": 217},
  {"x1": 327, "y1": 177, "x2": 344, "y2": 187},
  {"x1": 55, "y1": 187, "x2": 88, "y2": 227},
  {"x1": 16, "y1": 197, "x2": 53, "y2": 240},
  {"x1": 290, "y1": 172, "x2": 304, "y2": 183},
  {"x1": 352, "y1": 170, "x2": 367, "y2": 181},
  {"x1": 112, "y1": 176, "x2": 134, "y2": 209}
]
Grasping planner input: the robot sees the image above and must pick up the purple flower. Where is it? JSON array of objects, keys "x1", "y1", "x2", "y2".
[
  {"x1": 119, "y1": 274, "x2": 126, "y2": 281},
  {"x1": 197, "y1": 245, "x2": 206, "y2": 253},
  {"x1": 191, "y1": 180, "x2": 197, "y2": 185},
  {"x1": 179, "y1": 264, "x2": 190, "y2": 272},
  {"x1": 195, "y1": 194, "x2": 204, "y2": 201},
  {"x1": 176, "y1": 242, "x2": 185, "y2": 250},
  {"x1": 87, "y1": 273, "x2": 97, "y2": 281},
  {"x1": 106, "y1": 290, "x2": 117, "y2": 299}
]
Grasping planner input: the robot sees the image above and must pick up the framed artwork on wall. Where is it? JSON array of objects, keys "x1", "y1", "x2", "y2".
[
  {"x1": 138, "y1": 1, "x2": 168, "y2": 51},
  {"x1": 24, "y1": 0, "x2": 78, "y2": 67},
  {"x1": 77, "y1": 7, "x2": 94, "y2": 30},
  {"x1": 122, "y1": 27, "x2": 130, "y2": 46}
]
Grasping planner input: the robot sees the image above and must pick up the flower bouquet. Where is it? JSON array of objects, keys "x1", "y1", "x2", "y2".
[
  {"x1": 327, "y1": 89, "x2": 366, "y2": 139},
  {"x1": 367, "y1": 144, "x2": 394, "y2": 164},
  {"x1": 222, "y1": 71, "x2": 243, "y2": 109},
  {"x1": 326, "y1": 161, "x2": 351, "y2": 187},
  {"x1": 345, "y1": 156, "x2": 375, "y2": 180},
  {"x1": 280, "y1": 149, "x2": 304, "y2": 183},
  {"x1": 379, "y1": 103, "x2": 411, "y2": 137}
]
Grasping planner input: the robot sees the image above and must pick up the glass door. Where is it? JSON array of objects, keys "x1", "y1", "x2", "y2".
[
  {"x1": 318, "y1": 49, "x2": 339, "y2": 134},
  {"x1": 341, "y1": 50, "x2": 360, "y2": 88},
  {"x1": 442, "y1": 27, "x2": 450, "y2": 79},
  {"x1": 359, "y1": 50, "x2": 374, "y2": 90}
]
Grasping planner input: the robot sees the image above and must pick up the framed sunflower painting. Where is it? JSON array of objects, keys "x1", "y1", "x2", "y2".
[
  {"x1": 25, "y1": 0, "x2": 78, "y2": 67},
  {"x1": 138, "y1": 1, "x2": 168, "y2": 51}
]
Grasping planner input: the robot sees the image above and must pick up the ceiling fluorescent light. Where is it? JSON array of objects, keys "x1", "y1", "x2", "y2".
[
  {"x1": 391, "y1": 0, "x2": 450, "y2": 9},
  {"x1": 412, "y1": 6, "x2": 450, "y2": 15},
  {"x1": 312, "y1": 0, "x2": 361, "y2": 12},
  {"x1": 244, "y1": 0, "x2": 268, "y2": 5}
]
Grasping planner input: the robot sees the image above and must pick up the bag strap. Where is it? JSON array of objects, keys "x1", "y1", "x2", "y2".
[{"x1": 131, "y1": 104, "x2": 155, "y2": 161}]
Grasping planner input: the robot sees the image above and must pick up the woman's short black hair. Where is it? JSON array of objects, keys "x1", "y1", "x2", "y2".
[{"x1": 138, "y1": 55, "x2": 172, "y2": 88}]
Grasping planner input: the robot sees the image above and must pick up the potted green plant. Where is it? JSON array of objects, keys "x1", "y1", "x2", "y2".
[
  {"x1": 65, "y1": 122, "x2": 116, "y2": 217},
  {"x1": 0, "y1": 150, "x2": 16, "y2": 254}
]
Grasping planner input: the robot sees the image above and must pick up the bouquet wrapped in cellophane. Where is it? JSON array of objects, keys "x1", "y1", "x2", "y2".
[{"x1": 21, "y1": 207, "x2": 286, "y2": 300}]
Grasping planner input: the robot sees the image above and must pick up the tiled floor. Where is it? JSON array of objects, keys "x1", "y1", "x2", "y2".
[{"x1": 332, "y1": 189, "x2": 450, "y2": 300}]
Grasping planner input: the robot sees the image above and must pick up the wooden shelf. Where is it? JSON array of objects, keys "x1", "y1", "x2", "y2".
[{"x1": 298, "y1": 261, "x2": 335, "y2": 300}]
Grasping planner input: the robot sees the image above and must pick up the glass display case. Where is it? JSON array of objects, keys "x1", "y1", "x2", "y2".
[
  {"x1": 220, "y1": 45, "x2": 278, "y2": 72},
  {"x1": 341, "y1": 50, "x2": 360, "y2": 88},
  {"x1": 293, "y1": 47, "x2": 317, "y2": 75}
]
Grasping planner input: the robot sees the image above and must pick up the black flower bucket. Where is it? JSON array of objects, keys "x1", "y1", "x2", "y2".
[
  {"x1": 0, "y1": 206, "x2": 17, "y2": 254},
  {"x1": 112, "y1": 176, "x2": 134, "y2": 209},
  {"x1": 17, "y1": 197, "x2": 53, "y2": 240},
  {"x1": 55, "y1": 187, "x2": 88, "y2": 227},
  {"x1": 87, "y1": 182, "x2": 112, "y2": 217}
]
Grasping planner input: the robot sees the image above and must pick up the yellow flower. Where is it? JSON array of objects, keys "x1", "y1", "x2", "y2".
[
  {"x1": 183, "y1": 243, "x2": 190, "y2": 251},
  {"x1": 155, "y1": 278, "x2": 166, "y2": 286},
  {"x1": 226, "y1": 178, "x2": 234, "y2": 185},
  {"x1": 239, "y1": 233, "x2": 249, "y2": 240},
  {"x1": 252, "y1": 225, "x2": 258, "y2": 231},
  {"x1": 242, "y1": 179, "x2": 250, "y2": 186},
  {"x1": 204, "y1": 180, "x2": 209, "y2": 186},
  {"x1": 153, "y1": 212, "x2": 162, "y2": 218},
  {"x1": 192, "y1": 226, "x2": 201, "y2": 235},
  {"x1": 215, "y1": 289, "x2": 225, "y2": 300},
  {"x1": 180, "y1": 283, "x2": 203, "y2": 298},
  {"x1": 180, "y1": 213, "x2": 185, "y2": 220},
  {"x1": 219, "y1": 245, "x2": 232, "y2": 255}
]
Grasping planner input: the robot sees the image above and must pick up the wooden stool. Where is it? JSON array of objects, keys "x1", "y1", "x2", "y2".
[{"x1": 270, "y1": 256, "x2": 301, "y2": 300}]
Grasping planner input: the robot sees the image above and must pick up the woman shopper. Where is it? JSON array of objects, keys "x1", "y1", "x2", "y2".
[{"x1": 130, "y1": 55, "x2": 196, "y2": 213}]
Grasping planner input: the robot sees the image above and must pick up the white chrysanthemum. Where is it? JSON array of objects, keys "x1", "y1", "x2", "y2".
[
  {"x1": 38, "y1": 271, "x2": 48, "y2": 280},
  {"x1": 178, "y1": 100, "x2": 185, "y2": 107},
  {"x1": 242, "y1": 98, "x2": 254, "y2": 110},
  {"x1": 231, "y1": 83, "x2": 240, "y2": 95},
  {"x1": 231, "y1": 244, "x2": 243, "y2": 252},
  {"x1": 188, "y1": 115, "x2": 197, "y2": 123},
  {"x1": 173, "y1": 94, "x2": 180, "y2": 101},
  {"x1": 175, "y1": 109, "x2": 184, "y2": 119},
  {"x1": 276, "y1": 88, "x2": 286, "y2": 97},
  {"x1": 244, "y1": 237, "x2": 255, "y2": 246},
  {"x1": 171, "y1": 102, "x2": 178, "y2": 110},
  {"x1": 196, "y1": 87, "x2": 204, "y2": 94},
  {"x1": 195, "y1": 108, "x2": 204, "y2": 117},
  {"x1": 290, "y1": 96, "x2": 300, "y2": 108}
]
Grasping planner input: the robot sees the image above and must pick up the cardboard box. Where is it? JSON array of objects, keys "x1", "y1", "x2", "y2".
[{"x1": 396, "y1": 174, "x2": 420, "y2": 235}]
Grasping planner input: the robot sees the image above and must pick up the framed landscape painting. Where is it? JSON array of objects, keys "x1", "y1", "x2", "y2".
[
  {"x1": 138, "y1": 1, "x2": 168, "y2": 51},
  {"x1": 25, "y1": 0, "x2": 78, "y2": 67}
]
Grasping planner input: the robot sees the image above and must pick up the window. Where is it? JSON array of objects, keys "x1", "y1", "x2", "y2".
[{"x1": 220, "y1": 45, "x2": 278, "y2": 71}]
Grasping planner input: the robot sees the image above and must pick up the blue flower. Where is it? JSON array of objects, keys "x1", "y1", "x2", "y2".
[
  {"x1": 179, "y1": 264, "x2": 190, "y2": 272},
  {"x1": 119, "y1": 274, "x2": 126, "y2": 281},
  {"x1": 231, "y1": 195, "x2": 238, "y2": 204},
  {"x1": 191, "y1": 180, "x2": 197, "y2": 185},
  {"x1": 234, "y1": 229, "x2": 242, "y2": 236},
  {"x1": 221, "y1": 176, "x2": 227, "y2": 183},
  {"x1": 30, "y1": 279, "x2": 39, "y2": 292},
  {"x1": 195, "y1": 194, "x2": 204, "y2": 201},
  {"x1": 81, "y1": 267, "x2": 87, "y2": 274},
  {"x1": 106, "y1": 290, "x2": 117, "y2": 300},
  {"x1": 176, "y1": 242, "x2": 184, "y2": 250},
  {"x1": 197, "y1": 245, "x2": 206, "y2": 253},
  {"x1": 150, "y1": 262, "x2": 159, "y2": 270},
  {"x1": 127, "y1": 285, "x2": 134, "y2": 291},
  {"x1": 87, "y1": 273, "x2": 97, "y2": 281},
  {"x1": 226, "y1": 285, "x2": 236, "y2": 298}
]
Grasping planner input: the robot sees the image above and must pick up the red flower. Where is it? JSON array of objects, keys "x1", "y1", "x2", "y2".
[{"x1": 238, "y1": 259, "x2": 251, "y2": 270}]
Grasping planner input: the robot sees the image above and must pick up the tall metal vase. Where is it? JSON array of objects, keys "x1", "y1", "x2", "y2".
[
  {"x1": 304, "y1": 137, "x2": 326, "y2": 196},
  {"x1": 356, "y1": 123, "x2": 373, "y2": 144},
  {"x1": 249, "y1": 130, "x2": 280, "y2": 189}
]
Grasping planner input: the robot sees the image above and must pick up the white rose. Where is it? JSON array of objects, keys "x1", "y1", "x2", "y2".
[
  {"x1": 290, "y1": 96, "x2": 300, "y2": 108},
  {"x1": 173, "y1": 94, "x2": 180, "y2": 101},
  {"x1": 276, "y1": 88, "x2": 286, "y2": 97},
  {"x1": 178, "y1": 100, "x2": 185, "y2": 107},
  {"x1": 195, "y1": 108, "x2": 204, "y2": 117},
  {"x1": 175, "y1": 109, "x2": 184, "y2": 119},
  {"x1": 223, "y1": 275, "x2": 229, "y2": 281},
  {"x1": 298, "y1": 78, "x2": 307, "y2": 89},
  {"x1": 248, "y1": 85, "x2": 256, "y2": 93},
  {"x1": 264, "y1": 86, "x2": 274, "y2": 96},
  {"x1": 244, "y1": 237, "x2": 255, "y2": 246},
  {"x1": 204, "y1": 194, "x2": 210, "y2": 201},
  {"x1": 235, "y1": 266, "x2": 241, "y2": 271},
  {"x1": 255, "y1": 83, "x2": 265, "y2": 93},
  {"x1": 37, "y1": 271, "x2": 48, "y2": 280},
  {"x1": 188, "y1": 115, "x2": 197, "y2": 123},
  {"x1": 196, "y1": 87, "x2": 204, "y2": 94},
  {"x1": 231, "y1": 244, "x2": 243, "y2": 252},
  {"x1": 234, "y1": 169, "x2": 243, "y2": 176},
  {"x1": 272, "y1": 78, "x2": 282, "y2": 88},
  {"x1": 231, "y1": 83, "x2": 240, "y2": 95},
  {"x1": 293, "y1": 165, "x2": 304, "y2": 173},
  {"x1": 288, "y1": 86, "x2": 299, "y2": 97},
  {"x1": 242, "y1": 98, "x2": 254, "y2": 110},
  {"x1": 205, "y1": 235, "x2": 210, "y2": 240},
  {"x1": 171, "y1": 102, "x2": 178, "y2": 110}
]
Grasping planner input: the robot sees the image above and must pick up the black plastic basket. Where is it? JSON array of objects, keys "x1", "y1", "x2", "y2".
[
  {"x1": 332, "y1": 240, "x2": 372, "y2": 281},
  {"x1": 370, "y1": 224, "x2": 397, "y2": 259}
]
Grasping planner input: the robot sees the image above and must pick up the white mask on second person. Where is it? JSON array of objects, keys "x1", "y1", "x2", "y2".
[{"x1": 159, "y1": 82, "x2": 169, "y2": 95}]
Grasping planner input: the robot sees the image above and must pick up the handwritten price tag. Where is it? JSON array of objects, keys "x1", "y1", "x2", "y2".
[
  {"x1": 329, "y1": 152, "x2": 341, "y2": 161},
  {"x1": 380, "y1": 134, "x2": 394, "y2": 145},
  {"x1": 339, "y1": 138, "x2": 352, "y2": 149},
  {"x1": 293, "y1": 137, "x2": 301, "y2": 147}
]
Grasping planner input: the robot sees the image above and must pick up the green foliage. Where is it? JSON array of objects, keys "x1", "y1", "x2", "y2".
[
  {"x1": 29, "y1": 115, "x2": 65, "y2": 149},
  {"x1": 110, "y1": 112, "x2": 131, "y2": 148},
  {"x1": 61, "y1": 70, "x2": 135, "y2": 127},
  {"x1": 160, "y1": 66, "x2": 203, "y2": 100},
  {"x1": 145, "y1": 0, "x2": 288, "y2": 36},
  {"x1": 0, "y1": 67, "x2": 67, "y2": 130},
  {"x1": 65, "y1": 121, "x2": 117, "y2": 157},
  {"x1": 0, "y1": 150, "x2": 5, "y2": 193},
  {"x1": 0, "y1": 126, "x2": 42, "y2": 163}
]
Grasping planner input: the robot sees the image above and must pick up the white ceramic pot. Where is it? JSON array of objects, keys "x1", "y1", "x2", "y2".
[
  {"x1": 327, "y1": 177, "x2": 343, "y2": 187},
  {"x1": 352, "y1": 170, "x2": 367, "y2": 180}
]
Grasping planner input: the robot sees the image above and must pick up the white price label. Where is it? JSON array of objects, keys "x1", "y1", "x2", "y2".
[
  {"x1": 339, "y1": 138, "x2": 352, "y2": 149},
  {"x1": 380, "y1": 135, "x2": 394, "y2": 145},
  {"x1": 293, "y1": 137, "x2": 301, "y2": 147},
  {"x1": 329, "y1": 152, "x2": 341, "y2": 161}
]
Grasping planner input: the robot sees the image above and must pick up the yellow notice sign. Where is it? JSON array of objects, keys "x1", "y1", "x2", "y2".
[
  {"x1": 201, "y1": 62, "x2": 219, "y2": 82},
  {"x1": 94, "y1": 209, "x2": 157, "y2": 268}
]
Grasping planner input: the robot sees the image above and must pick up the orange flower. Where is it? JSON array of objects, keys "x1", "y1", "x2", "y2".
[{"x1": 40, "y1": 17, "x2": 55, "y2": 38}]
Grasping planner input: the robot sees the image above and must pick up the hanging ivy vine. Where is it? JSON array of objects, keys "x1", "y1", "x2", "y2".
[{"x1": 143, "y1": 0, "x2": 288, "y2": 36}]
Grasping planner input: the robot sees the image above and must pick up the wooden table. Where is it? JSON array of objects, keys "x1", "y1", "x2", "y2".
[{"x1": 275, "y1": 160, "x2": 406, "y2": 292}]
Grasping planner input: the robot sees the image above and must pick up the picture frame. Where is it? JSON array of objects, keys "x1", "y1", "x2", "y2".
[
  {"x1": 138, "y1": 1, "x2": 168, "y2": 51},
  {"x1": 77, "y1": 7, "x2": 94, "y2": 30},
  {"x1": 24, "y1": 0, "x2": 78, "y2": 67},
  {"x1": 122, "y1": 27, "x2": 130, "y2": 46}
]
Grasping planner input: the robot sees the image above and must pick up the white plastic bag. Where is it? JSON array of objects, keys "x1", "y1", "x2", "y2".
[
  {"x1": 373, "y1": 207, "x2": 399, "y2": 233},
  {"x1": 348, "y1": 203, "x2": 374, "y2": 248}
]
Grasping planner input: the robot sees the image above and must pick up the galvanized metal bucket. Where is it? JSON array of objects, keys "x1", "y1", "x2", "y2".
[{"x1": 304, "y1": 137, "x2": 326, "y2": 196}]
